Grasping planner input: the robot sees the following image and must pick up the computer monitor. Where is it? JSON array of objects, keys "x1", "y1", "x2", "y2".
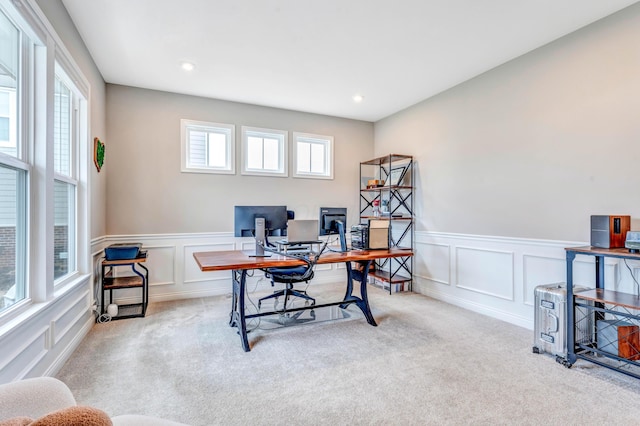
[
  {"x1": 319, "y1": 207, "x2": 347, "y2": 236},
  {"x1": 234, "y1": 206, "x2": 288, "y2": 237}
]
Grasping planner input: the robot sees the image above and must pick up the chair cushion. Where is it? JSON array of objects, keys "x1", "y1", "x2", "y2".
[
  {"x1": 0, "y1": 406, "x2": 112, "y2": 426},
  {"x1": 0, "y1": 377, "x2": 76, "y2": 420},
  {"x1": 29, "y1": 406, "x2": 112, "y2": 426},
  {"x1": 267, "y1": 266, "x2": 308, "y2": 276}
]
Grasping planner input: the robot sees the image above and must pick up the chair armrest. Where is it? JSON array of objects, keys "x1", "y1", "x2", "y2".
[{"x1": 0, "y1": 377, "x2": 77, "y2": 420}]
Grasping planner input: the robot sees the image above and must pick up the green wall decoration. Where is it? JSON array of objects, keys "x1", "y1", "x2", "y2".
[{"x1": 94, "y1": 137, "x2": 105, "y2": 172}]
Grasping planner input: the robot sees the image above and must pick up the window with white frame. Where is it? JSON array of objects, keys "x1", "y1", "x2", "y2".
[
  {"x1": 0, "y1": 8, "x2": 27, "y2": 313},
  {"x1": 53, "y1": 70, "x2": 79, "y2": 282},
  {"x1": 0, "y1": 1, "x2": 89, "y2": 318},
  {"x1": 293, "y1": 132, "x2": 333, "y2": 179},
  {"x1": 181, "y1": 119, "x2": 235, "y2": 174},
  {"x1": 241, "y1": 126, "x2": 287, "y2": 177}
]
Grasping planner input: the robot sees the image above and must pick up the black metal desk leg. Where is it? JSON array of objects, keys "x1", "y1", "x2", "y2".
[
  {"x1": 229, "y1": 270, "x2": 240, "y2": 327},
  {"x1": 357, "y1": 260, "x2": 377, "y2": 326},
  {"x1": 228, "y1": 269, "x2": 250, "y2": 352},
  {"x1": 343, "y1": 260, "x2": 377, "y2": 326},
  {"x1": 341, "y1": 262, "x2": 354, "y2": 303}
]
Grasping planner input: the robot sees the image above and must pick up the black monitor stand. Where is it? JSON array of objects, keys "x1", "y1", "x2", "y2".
[
  {"x1": 249, "y1": 217, "x2": 271, "y2": 257},
  {"x1": 337, "y1": 221, "x2": 347, "y2": 252}
]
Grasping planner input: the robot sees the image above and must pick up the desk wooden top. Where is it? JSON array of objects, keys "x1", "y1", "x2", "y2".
[
  {"x1": 193, "y1": 248, "x2": 413, "y2": 272},
  {"x1": 565, "y1": 246, "x2": 640, "y2": 260}
]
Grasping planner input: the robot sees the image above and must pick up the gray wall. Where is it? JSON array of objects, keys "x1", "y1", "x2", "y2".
[
  {"x1": 105, "y1": 85, "x2": 374, "y2": 235},
  {"x1": 35, "y1": 0, "x2": 107, "y2": 239},
  {"x1": 374, "y1": 3, "x2": 640, "y2": 242}
]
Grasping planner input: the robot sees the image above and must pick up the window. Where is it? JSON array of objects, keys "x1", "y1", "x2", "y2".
[
  {"x1": 0, "y1": 90, "x2": 17, "y2": 148},
  {"x1": 241, "y1": 126, "x2": 287, "y2": 177},
  {"x1": 0, "y1": 0, "x2": 89, "y2": 319},
  {"x1": 0, "y1": 8, "x2": 27, "y2": 313},
  {"x1": 181, "y1": 119, "x2": 235, "y2": 174},
  {"x1": 0, "y1": 165, "x2": 26, "y2": 312},
  {"x1": 53, "y1": 69, "x2": 81, "y2": 283},
  {"x1": 293, "y1": 132, "x2": 334, "y2": 179},
  {"x1": 0, "y1": 9, "x2": 18, "y2": 157}
]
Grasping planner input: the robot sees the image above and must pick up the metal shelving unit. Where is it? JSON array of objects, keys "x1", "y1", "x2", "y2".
[
  {"x1": 100, "y1": 253, "x2": 149, "y2": 320},
  {"x1": 359, "y1": 154, "x2": 414, "y2": 293},
  {"x1": 565, "y1": 246, "x2": 640, "y2": 379}
]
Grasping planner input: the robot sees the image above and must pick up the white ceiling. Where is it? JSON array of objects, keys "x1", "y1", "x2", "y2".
[{"x1": 61, "y1": 0, "x2": 638, "y2": 122}]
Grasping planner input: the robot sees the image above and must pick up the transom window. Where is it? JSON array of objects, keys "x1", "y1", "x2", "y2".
[
  {"x1": 293, "y1": 132, "x2": 333, "y2": 179},
  {"x1": 241, "y1": 126, "x2": 287, "y2": 177},
  {"x1": 181, "y1": 119, "x2": 235, "y2": 174}
]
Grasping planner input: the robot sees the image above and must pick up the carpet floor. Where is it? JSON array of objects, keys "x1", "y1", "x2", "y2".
[{"x1": 57, "y1": 283, "x2": 640, "y2": 425}]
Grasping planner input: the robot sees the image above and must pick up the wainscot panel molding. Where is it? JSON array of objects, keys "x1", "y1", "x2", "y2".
[
  {"x1": 2, "y1": 237, "x2": 116, "y2": 381},
  {"x1": 0, "y1": 274, "x2": 93, "y2": 383},
  {"x1": 100, "y1": 233, "x2": 347, "y2": 306},
  {"x1": 410, "y1": 231, "x2": 631, "y2": 330},
  {"x1": 455, "y1": 246, "x2": 514, "y2": 301}
]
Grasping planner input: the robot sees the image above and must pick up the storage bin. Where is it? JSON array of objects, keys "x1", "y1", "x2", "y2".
[{"x1": 104, "y1": 243, "x2": 142, "y2": 260}]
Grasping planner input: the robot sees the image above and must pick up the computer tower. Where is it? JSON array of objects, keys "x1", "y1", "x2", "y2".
[
  {"x1": 590, "y1": 215, "x2": 630, "y2": 249},
  {"x1": 533, "y1": 283, "x2": 591, "y2": 358},
  {"x1": 350, "y1": 221, "x2": 390, "y2": 250},
  {"x1": 351, "y1": 225, "x2": 367, "y2": 249}
]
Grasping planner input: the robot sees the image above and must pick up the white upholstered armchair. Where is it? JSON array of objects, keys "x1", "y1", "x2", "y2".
[{"x1": 0, "y1": 377, "x2": 188, "y2": 425}]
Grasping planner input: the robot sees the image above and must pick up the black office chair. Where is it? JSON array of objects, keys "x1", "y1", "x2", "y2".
[{"x1": 258, "y1": 241, "x2": 328, "y2": 310}]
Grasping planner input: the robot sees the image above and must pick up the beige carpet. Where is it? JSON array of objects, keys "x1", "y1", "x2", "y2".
[{"x1": 57, "y1": 283, "x2": 640, "y2": 425}]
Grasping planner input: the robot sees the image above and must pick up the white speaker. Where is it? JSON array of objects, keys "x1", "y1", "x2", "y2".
[{"x1": 107, "y1": 304, "x2": 118, "y2": 317}]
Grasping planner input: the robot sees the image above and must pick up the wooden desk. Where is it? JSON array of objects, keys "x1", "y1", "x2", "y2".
[{"x1": 193, "y1": 248, "x2": 413, "y2": 351}]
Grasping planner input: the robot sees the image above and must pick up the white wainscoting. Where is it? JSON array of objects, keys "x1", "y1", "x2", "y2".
[
  {"x1": 413, "y1": 231, "x2": 640, "y2": 330},
  {"x1": 100, "y1": 233, "x2": 347, "y2": 306},
  {"x1": 0, "y1": 275, "x2": 96, "y2": 383},
  {"x1": 7, "y1": 230, "x2": 637, "y2": 383}
]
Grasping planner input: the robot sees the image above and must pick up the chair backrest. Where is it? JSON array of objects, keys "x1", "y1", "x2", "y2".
[{"x1": 262, "y1": 241, "x2": 329, "y2": 282}]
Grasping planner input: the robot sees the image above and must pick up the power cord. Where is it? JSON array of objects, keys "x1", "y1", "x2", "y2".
[
  {"x1": 96, "y1": 313, "x2": 112, "y2": 323},
  {"x1": 623, "y1": 259, "x2": 640, "y2": 296}
]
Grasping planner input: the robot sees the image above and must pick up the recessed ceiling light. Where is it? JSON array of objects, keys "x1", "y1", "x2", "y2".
[
  {"x1": 181, "y1": 61, "x2": 195, "y2": 71},
  {"x1": 353, "y1": 94, "x2": 364, "y2": 103}
]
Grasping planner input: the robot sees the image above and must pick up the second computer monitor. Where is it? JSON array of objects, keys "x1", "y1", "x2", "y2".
[{"x1": 319, "y1": 207, "x2": 347, "y2": 236}]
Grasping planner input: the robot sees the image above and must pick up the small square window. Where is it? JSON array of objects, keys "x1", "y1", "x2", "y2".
[
  {"x1": 181, "y1": 119, "x2": 235, "y2": 174},
  {"x1": 293, "y1": 132, "x2": 333, "y2": 179},
  {"x1": 241, "y1": 126, "x2": 287, "y2": 177}
]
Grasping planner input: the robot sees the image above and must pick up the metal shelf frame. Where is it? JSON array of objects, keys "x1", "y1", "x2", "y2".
[
  {"x1": 100, "y1": 255, "x2": 149, "y2": 321},
  {"x1": 565, "y1": 246, "x2": 640, "y2": 379},
  {"x1": 359, "y1": 154, "x2": 414, "y2": 293}
]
